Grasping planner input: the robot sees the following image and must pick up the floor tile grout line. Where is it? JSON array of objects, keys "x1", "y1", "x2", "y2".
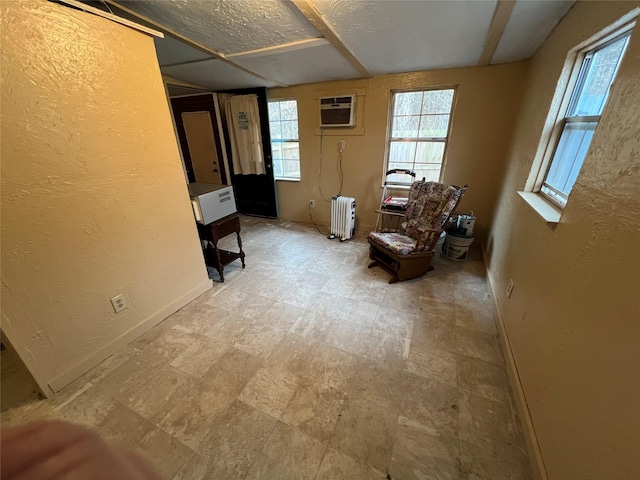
[{"x1": 3, "y1": 217, "x2": 530, "y2": 479}]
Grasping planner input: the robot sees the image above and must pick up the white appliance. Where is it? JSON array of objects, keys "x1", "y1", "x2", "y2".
[
  {"x1": 188, "y1": 183, "x2": 237, "y2": 225},
  {"x1": 319, "y1": 95, "x2": 356, "y2": 127},
  {"x1": 329, "y1": 196, "x2": 356, "y2": 241}
]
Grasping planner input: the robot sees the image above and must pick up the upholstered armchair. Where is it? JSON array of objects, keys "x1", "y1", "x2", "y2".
[{"x1": 367, "y1": 181, "x2": 467, "y2": 283}]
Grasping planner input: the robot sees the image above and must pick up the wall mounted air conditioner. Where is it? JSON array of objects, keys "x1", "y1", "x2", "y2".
[{"x1": 319, "y1": 95, "x2": 356, "y2": 128}]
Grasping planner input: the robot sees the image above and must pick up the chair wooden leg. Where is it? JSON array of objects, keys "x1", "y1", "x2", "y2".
[{"x1": 368, "y1": 261, "x2": 378, "y2": 269}]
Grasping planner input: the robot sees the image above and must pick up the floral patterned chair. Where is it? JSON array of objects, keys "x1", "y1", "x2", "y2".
[{"x1": 367, "y1": 180, "x2": 467, "y2": 283}]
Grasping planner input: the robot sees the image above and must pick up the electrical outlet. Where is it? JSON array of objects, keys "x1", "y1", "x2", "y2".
[
  {"x1": 110, "y1": 293, "x2": 128, "y2": 313},
  {"x1": 309, "y1": 199, "x2": 315, "y2": 208},
  {"x1": 338, "y1": 140, "x2": 346, "y2": 152},
  {"x1": 506, "y1": 279, "x2": 515, "y2": 299}
]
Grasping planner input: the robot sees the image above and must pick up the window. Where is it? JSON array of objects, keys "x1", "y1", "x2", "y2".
[
  {"x1": 385, "y1": 88, "x2": 455, "y2": 184},
  {"x1": 268, "y1": 99, "x2": 300, "y2": 180},
  {"x1": 539, "y1": 31, "x2": 630, "y2": 207}
]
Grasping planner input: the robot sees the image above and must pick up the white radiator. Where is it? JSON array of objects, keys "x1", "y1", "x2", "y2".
[{"x1": 329, "y1": 196, "x2": 356, "y2": 241}]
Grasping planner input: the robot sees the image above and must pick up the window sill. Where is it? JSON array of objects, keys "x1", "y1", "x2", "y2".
[
  {"x1": 314, "y1": 127, "x2": 365, "y2": 136},
  {"x1": 517, "y1": 191, "x2": 561, "y2": 227},
  {"x1": 275, "y1": 177, "x2": 300, "y2": 182}
]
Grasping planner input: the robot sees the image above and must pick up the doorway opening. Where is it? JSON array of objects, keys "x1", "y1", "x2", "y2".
[{"x1": 165, "y1": 83, "x2": 279, "y2": 218}]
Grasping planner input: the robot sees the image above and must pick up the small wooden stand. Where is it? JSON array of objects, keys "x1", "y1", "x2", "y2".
[{"x1": 197, "y1": 213, "x2": 245, "y2": 282}]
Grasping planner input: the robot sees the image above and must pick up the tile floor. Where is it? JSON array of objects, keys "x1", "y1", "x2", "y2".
[{"x1": 1, "y1": 216, "x2": 532, "y2": 479}]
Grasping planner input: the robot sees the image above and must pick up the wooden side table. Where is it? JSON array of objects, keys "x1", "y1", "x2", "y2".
[{"x1": 197, "y1": 213, "x2": 245, "y2": 282}]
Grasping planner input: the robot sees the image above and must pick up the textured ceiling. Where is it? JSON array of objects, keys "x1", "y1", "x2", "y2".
[
  {"x1": 161, "y1": 58, "x2": 280, "y2": 90},
  {"x1": 154, "y1": 35, "x2": 212, "y2": 67},
  {"x1": 492, "y1": 1, "x2": 575, "y2": 64},
  {"x1": 107, "y1": 0, "x2": 576, "y2": 91},
  {"x1": 233, "y1": 43, "x2": 361, "y2": 86},
  {"x1": 313, "y1": 0, "x2": 498, "y2": 74},
  {"x1": 120, "y1": 0, "x2": 320, "y2": 54}
]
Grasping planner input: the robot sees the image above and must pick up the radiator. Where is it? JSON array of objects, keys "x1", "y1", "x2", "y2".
[{"x1": 329, "y1": 196, "x2": 356, "y2": 241}]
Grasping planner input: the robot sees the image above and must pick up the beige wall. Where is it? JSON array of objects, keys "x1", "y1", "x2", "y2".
[
  {"x1": 270, "y1": 62, "x2": 528, "y2": 241},
  {"x1": 0, "y1": 1, "x2": 211, "y2": 394},
  {"x1": 486, "y1": 2, "x2": 640, "y2": 479}
]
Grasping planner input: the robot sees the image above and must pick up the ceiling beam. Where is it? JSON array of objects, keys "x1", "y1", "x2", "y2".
[
  {"x1": 162, "y1": 75, "x2": 210, "y2": 91},
  {"x1": 478, "y1": 0, "x2": 516, "y2": 66},
  {"x1": 160, "y1": 57, "x2": 216, "y2": 69},
  {"x1": 58, "y1": 0, "x2": 164, "y2": 38},
  {"x1": 162, "y1": 39, "x2": 330, "y2": 69},
  {"x1": 104, "y1": 0, "x2": 287, "y2": 87},
  {"x1": 291, "y1": 0, "x2": 372, "y2": 78},
  {"x1": 227, "y1": 38, "x2": 330, "y2": 60}
]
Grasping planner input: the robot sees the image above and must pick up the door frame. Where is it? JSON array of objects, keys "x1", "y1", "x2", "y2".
[
  {"x1": 170, "y1": 94, "x2": 227, "y2": 185},
  {"x1": 217, "y1": 87, "x2": 278, "y2": 217}
]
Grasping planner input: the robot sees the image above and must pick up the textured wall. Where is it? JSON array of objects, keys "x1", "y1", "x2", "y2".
[
  {"x1": 1, "y1": 0, "x2": 211, "y2": 393},
  {"x1": 486, "y1": 2, "x2": 640, "y2": 479},
  {"x1": 270, "y1": 62, "x2": 528, "y2": 242}
]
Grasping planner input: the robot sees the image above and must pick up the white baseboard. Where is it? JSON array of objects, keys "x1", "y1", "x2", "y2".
[
  {"x1": 484, "y1": 266, "x2": 548, "y2": 480},
  {"x1": 48, "y1": 279, "x2": 212, "y2": 393}
]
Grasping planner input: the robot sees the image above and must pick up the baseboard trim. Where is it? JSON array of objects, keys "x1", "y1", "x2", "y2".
[
  {"x1": 274, "y1": 214, "x2": 375, "y2": 238},
  {"x1": 48, "y1": 279, "x2": 212, "y2": 393},
  {"x1": 484, "y1": 265, "x2": 548, "y2": 480}
]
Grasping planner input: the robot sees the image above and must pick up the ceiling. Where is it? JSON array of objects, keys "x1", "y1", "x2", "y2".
[{"x1": 101, "y1": 0, "x2": 576, "y2": 91}]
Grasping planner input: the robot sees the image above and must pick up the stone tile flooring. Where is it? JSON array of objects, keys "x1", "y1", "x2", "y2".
[{"x1": 1, "y1": 216, "x2": 532, "y2": 479}]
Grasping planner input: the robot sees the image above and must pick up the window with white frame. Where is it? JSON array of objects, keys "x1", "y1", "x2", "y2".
[
  {"x1": 385, "y1": 89, "x2": 455, "y2": 184},
  {"x1": 268, "y1": 99, "x2": 300, "y2": 180},
  {"x1": 537, "y1": 30, "x2": 631, "y2": 207}
]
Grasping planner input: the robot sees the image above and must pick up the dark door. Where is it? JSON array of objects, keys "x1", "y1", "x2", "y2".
[
  {"x1": 218, "y1": 87, "x2": 278, "y2": 218},
  {"x1": 171, "y1": 94, "x2": 226, "y2": 184}
]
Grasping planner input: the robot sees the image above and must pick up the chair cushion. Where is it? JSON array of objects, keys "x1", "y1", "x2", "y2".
[
  {"x1": 402, "y1": 182, "x2": 461, "y2": 238},
  {"x1": 368, "y1": 232, "x2": 417, "y2": 255}
]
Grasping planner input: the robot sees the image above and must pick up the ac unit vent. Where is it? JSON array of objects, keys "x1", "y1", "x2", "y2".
[{"x1": 319, "y1": 95, "x2": 356, "y2": 128}]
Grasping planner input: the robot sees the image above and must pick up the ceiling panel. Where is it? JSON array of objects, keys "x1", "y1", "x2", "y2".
[
  {"x1": 492, "y1": 1, "x2": 575, "y2": 64},
  {"x1": 154, "y1": 36, "x2": 212, "y2": 67},
  {"x1": 314, "y1": 0, "x2": 498, "y2": 75},
  {"x1": 120, "y1": 0, "x2": 320, "y2": 54},
  {"x1": 233, "y1": 43, "x2": 360, "y2": 86},
  {"x1": 161, "y1": 59, "x2": 278, "y2": 90}
]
